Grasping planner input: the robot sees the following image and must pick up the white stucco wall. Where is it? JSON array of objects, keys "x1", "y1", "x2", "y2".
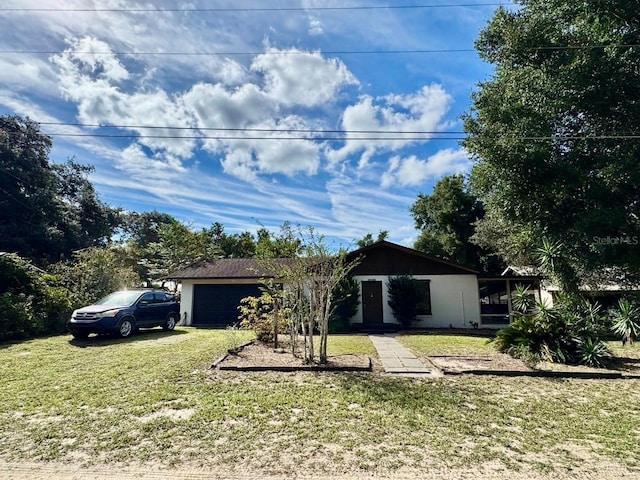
[
  {"x1": 178, "y1": 279, "x2": 262, "y2": 326},
  {"x1": 350, "y1": 274, "x2": 481, "y2": 328}
]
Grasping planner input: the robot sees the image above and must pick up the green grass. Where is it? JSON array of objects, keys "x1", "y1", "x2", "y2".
[
  {"x1": 1, "y1": 329, "x2": 639, "y2": 475},
  {"x1": 396, "y1": 332, "x2": 495, "y2": 356}
]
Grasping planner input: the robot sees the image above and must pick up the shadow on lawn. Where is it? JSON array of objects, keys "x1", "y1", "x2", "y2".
[{"x1": 68, "y1": 328, "x2": 187, "y2": 348}]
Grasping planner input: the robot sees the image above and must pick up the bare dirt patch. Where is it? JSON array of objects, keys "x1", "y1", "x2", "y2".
[
  {"x1": 426, "y1": 353, "x2": 533, "y2": 373},
  {"x1": 215, "y1": 339, "x2": 372, "y2": 371}
]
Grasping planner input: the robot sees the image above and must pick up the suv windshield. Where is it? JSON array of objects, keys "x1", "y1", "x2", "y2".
[{"x1": 94, "y1": 291, "x2": 143, "y2": 306}]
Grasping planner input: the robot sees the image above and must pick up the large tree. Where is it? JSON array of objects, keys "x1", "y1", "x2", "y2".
[
  {"x1": 463, "y1": 1, "x2": 640, "y2": 289},
  {"x1": 0, "y1": 116, "x2": 119, "y2": 264},
  {"x1": 411, "y1": 174, "x2": 495, "y2": 271}
]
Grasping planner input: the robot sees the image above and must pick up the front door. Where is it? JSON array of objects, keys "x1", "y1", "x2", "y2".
[{"x1": 361, "y1": 281, "x2": 383, "y2": 326}]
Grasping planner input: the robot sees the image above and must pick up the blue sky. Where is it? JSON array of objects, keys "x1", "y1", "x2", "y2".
[{"x1": 0, "y1": 1, "x2": 512, "y2": 247}]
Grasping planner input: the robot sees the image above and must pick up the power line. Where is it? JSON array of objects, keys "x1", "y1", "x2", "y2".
[
  {"x1": 42, "y1": 132, "x2": 465, "y2": 141},
  {"x1": 2, "y1": 44, "x2": 636, "y2": 57},
  {"x1": 37, "y1": 121, "x2": 465, "y2": 135},
  {"x1": 1, "y1": 48, "x2": 477, "y2": 56},
  {"x1": 36, "y1": 132, "x2": 640, "y2": 141},
  {"x1": 0, "y1": 3, "x2": 508, "y2": 13},
  {"x1": 32, "y1": 122, "x2": 640, "y2": 140}
]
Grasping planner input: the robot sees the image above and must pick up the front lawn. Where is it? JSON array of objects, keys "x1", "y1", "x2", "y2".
[{"x1": 1, "y1": 329, "x2": 639, "y2": 476}]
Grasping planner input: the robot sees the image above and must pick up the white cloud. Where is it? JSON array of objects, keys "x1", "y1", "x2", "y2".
[
  {"x1": 217, "y1": 58, "x2": 251, "y2": 86},
  {"x1": 328, "y1": 84, "x2": 453, "y2": 168},
  {"x1": 117, "y1": 144, "x2": 187, "y2": 179},
  {"x1": 381, "y1": 148, "x2": 471, "y2": 188},
  {"x1": 52, "y1": 39, "x2": 196, "y2": 159},
  {"x1": 251, "y1": 48, "x2": 358, "y2": 107},
  {"x1": 308, "y1": 17, "x2": 324, "y2": 36},
  {"x1": 218, "y1": 116, "x2": 321, "y2": 181}
]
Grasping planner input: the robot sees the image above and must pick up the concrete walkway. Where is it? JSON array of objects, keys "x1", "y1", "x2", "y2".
[{"x1": 368, "y1": 334, "x2": 434, "y2": 375}]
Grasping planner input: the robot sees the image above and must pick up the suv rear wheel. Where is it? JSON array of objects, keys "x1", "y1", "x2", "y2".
[{"x1": 163, "y1": 312, "x2": 177, "y2": 331}]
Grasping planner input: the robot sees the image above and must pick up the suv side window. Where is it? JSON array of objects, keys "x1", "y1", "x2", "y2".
[
  {"x1": 154, "y1": 293, "x2": 168, "y2": 303},
  {"x1": 139, "y1": 292, "x2": 155, "y2": 304}
]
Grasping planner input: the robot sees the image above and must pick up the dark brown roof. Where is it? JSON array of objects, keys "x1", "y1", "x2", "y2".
[
  {"x1": 168, "y1": 258, "x2": 295, "y2": 279},
  {"x1": 347, "y1": 240, "x2": 478, "y2": 275}
]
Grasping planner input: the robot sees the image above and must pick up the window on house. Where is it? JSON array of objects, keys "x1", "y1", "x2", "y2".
[
  {"x1": 478, "y1": 280, "x2": 509, "y2": 315},
  {"x1": 415, "y1": 280, "x2": 432, "y2": 315}
]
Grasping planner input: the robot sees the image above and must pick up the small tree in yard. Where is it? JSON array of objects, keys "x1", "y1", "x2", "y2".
[
  {"x1": 238, "y1": 292, "x2": 289, "y2": 343},
  {"x1": 259, "y1": 227, "x2": 360, "y2": 364},
  {"x1": 387, "y1": 275, "x2": 422, "y2": 327}
]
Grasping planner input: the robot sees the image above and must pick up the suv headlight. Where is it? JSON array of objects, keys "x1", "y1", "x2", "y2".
[{"x1": 95, "y1": 309, "x2": 120, "y2": 319}]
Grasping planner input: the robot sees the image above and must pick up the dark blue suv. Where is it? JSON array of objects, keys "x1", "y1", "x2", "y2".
[{"x1": 67, "y1": 290, "x2": 180, "y2": 339}]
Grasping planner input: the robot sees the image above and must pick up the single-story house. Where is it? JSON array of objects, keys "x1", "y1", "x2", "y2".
[{"x1": 169, "y1": 240, "x2": 541, "y2": 329}]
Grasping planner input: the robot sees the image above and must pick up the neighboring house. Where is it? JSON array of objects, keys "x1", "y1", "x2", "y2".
[{"x1": 168, "y1": 241, "x2": 545, "y2": 330}]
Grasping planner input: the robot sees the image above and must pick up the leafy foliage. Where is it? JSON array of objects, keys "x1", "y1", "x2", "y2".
[
  {"x1": 464, "y1": 1, "x2": 640, "y2": 283},
  {"x1": 356, "y1": 230, "x2": 389, "y2": 248},
  {"x1": 0, "y1": 116, "x2": 120, "y2": 265},
  {"x1": 411, "y1": 174, "x2": 501, "y2": 273},
  {"x1": 386, "y1": 275, "x2": 422, "y2": 327},
  {"x1": 50, "y1": 247, "x2": 139, "y2": 308},
  {"x1": 577, "y1": 337, "x2": 612, "y2": 369},
  {"x1": 0, "y1": 253, "x2": 72, "y2": 341},
  {"x1": 258, "y1": 227, "x2": 360, "y2": 363},
  {"x1": 494, "y1": 294, "x2": 612, "y2": 368},
  {"x1": 329, "y1": 274, "x2": 359, "y2": 332},
  {"x1": 238, "y1": 293, "x2": 290, "y2": 343},
  {"x1": 611, "y1": 298, "x2": 640, "y2": 346}
]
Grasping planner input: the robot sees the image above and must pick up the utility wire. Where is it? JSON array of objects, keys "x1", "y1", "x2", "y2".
[
  {"x1": 36, "y1": 132, "x2": 640, "y2": 141},
  {"x1": 36, "y1": 122, "x2": 465, "y2": 135},
  {"x1": 0, "y1": 48, "x2": 476, "y2": 56},
  {"x1": 2, "y1": 44, "x2": 636, "y2": 57},
  {"x1": 32, "y1": 122, "x2": 640, "y2": 140},
  {"x1": 1, "y1": 3, "x2": 509, "y2": 13}
]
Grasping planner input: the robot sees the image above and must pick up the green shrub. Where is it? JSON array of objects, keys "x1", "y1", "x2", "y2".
[
  {"x1": 0, "y1": 253, "x2": 72, "y2": 341},
  {"x1": 577, "y1": 337, "x2": 611, "y2": 368},
  {"x1": 329, "y1": 275, "x2": 359, "y2": 332},
  {"x1": 50, "y1": 247, "x2": 139, "y2": 308},
  {"x1": 387, "y1": 275, "x2": 422, "y2": 327},
  {"x1": 238, "y1": 293, "x2": 290, "y2": 342},
  {"x1": 611, "y1": 298, "x2": 640, "y2": 345},
  {"x1": 494, "y1": 294, "x2": 611, "y2": 368}
]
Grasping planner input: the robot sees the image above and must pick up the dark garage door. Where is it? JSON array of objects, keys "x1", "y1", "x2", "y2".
[{"x1": 192, "y1": 284, "x2": 262, "y2": 326}]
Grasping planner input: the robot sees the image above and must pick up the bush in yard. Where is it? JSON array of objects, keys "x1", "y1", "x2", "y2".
[
  {"x1": 238, "y1": 292, "x2": 290, "y2": 342},
  {"x1": 329, "y1": 274, "x2": 359, "y2": 332},
  {"x1": 611, "y1": 298, "x2": 640, "y2": 345},
  {"x1": 51, "y1": 246, "x2": 139, "y2": 308},
  {"x1": 387, "y1": 275, "x2": 422, "y2": 327},
  {"x1": 0, "y1": 253, "x2": 72, "y2": 341},
  {"x1": 493, "y1": 290, "x2": 611, "y2": 367}
]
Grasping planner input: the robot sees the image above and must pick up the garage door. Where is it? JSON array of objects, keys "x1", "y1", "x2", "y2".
[{"x1": 192, "y1": 284, "x2": 262, "y2": 326}]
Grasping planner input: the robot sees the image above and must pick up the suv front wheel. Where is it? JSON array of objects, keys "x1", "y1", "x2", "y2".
[{"x1": 118, "y1": 318, "x2": 135, "y2": 338}]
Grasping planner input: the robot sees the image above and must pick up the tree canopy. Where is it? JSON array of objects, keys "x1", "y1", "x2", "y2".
[
  {"x1": 0, "y1": 116, "x2": 120, "y2": 264},
  {"x1": 463, "y1": 1, "x2": 640, "y2": 287},
  {"x1": 411, "y1": 174, "x2": 496, "y2": 271}
]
